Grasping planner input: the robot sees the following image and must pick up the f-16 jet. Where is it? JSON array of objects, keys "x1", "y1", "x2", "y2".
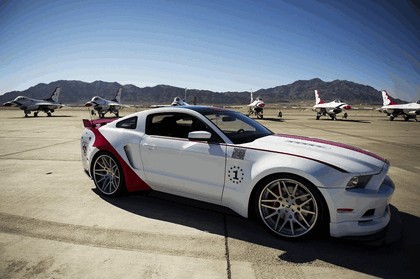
[
  {"x1": 2, "y1": 87, "x2": 63, "y2": 117},
  {"x1": 247, "y1": 92, "x2": 265, "y2": 119},
  {"x1": 171, "y1": 97, "x2": 189, "y2": 106},
  {"x1": 312, "y1": 90, "x2": 351, "y2": 120},
  {"x1": 379, "y1": 90, "x2": 420, "y2": 121},
  {"x1": 85, "y1": 88, "x2": 129, "y2": 118}
]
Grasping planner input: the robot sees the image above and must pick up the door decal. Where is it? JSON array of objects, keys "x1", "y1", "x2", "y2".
[{"x1": 227, "y1": 166, "x2": 244, "y2": 184}]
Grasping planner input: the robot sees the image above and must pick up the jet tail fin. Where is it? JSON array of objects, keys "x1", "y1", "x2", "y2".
[
  {"x1": 112, "y1": 88, "x2": 122, "y2": 103},
  {"x1": 381, "y1": 90, "x2": 397, "y2": 106},
  {"x1": 46, "y1": 87, "x2": 60, "y2": 102},
  {"x1": 314, "y1": 90, "x2": 324, "y2": 105}
]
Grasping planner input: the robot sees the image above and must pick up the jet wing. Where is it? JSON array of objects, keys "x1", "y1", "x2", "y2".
[{"x1": 108, "y1": 101, "x2": 130, "y2": 107}]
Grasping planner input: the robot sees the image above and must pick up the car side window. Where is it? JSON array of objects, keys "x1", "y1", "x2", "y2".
[
  {"x1": 146, "y1": 113, "x2": 223, "y2": 143},
  {"x1": 116, "y1": 116, "x2": 137, "y2": 129}
]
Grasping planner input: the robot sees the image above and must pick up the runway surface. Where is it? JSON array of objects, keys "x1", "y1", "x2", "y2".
[{"x1": 0, "y1": 107, "x2": 419, "y2": 278}]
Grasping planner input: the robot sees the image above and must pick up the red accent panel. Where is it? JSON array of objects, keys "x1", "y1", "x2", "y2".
[
  {"x1": 91, "y1": 128, "x2": 151, "y2": 192},
  {"x1": 83, "y1": 118, "x2": 118, "y2": 128},
  {"x1": 274, "y1": 134, "x2": 386, "y2": 162}
]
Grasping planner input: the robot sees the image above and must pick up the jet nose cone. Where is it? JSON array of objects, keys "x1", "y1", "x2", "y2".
[
  {"x1": 344, "y1": 105, "x2": 351, "y2": 110},
  {"x1": 84, "y1": 102, "x2": 93, "y2": 107},
  {"x1": 3, "y1": 102, "x2": 13, "y2": 107}
]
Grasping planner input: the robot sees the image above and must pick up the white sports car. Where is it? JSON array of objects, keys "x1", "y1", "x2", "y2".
[{"x1": 81, "y1": 106, "x2": 395, "y2": 240}]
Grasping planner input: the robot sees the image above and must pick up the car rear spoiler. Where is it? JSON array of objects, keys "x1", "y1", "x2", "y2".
[{"x1": 82, "y1": 118, "x2": 117, "y2": 128}]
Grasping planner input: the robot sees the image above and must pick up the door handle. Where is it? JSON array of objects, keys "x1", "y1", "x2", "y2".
[{"x1": 142, "y1": 143, "x2": 156, "y2": 150}]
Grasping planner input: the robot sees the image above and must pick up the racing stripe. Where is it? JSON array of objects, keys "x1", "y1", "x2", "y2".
[{"x1": 274, "y1": 134, "x2": 386, "y2": 162}]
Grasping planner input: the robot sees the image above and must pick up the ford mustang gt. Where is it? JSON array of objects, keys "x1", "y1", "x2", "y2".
[{"x1": 81, "y1": 106, "x2": 395, "y2": 240}]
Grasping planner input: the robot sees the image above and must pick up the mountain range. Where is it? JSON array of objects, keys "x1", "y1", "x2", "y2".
[{"x1": 0, "y1": 78, "x2": 397, "y2": 106}]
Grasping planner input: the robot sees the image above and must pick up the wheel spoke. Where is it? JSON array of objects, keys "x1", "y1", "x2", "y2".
[
  {"x1": 273, "y1": 214, "x2": 282, "y2": 230},
  {"x1": 299, "y1": 198, "x2": 313, "y2": 207},
  {"x1": 295, "y1": 193, "x2": 310, "y2": 200},
  {"x1": 264, "y1": 211, "x2": 279, "y2": 220},
  {"x1": 291, "y1": 183, "x2": 298, "y2": 196},
  {"x1": 278, "y1": 218, "x2": 288, "y2": 232},
  {"x1": 281, "y1": 181, "x2": 292, "y2": 197},
  {"x1": 294, "y1": 218, "x2": 308, "y2": 230},
  {"x1": 266, "y1": 188, "x2": 279, "y2": 199},
  {"x1": 301, "y1": 209, "x2": 316, "y2": 215},
  {"x1": 289, "y1": 220, "x2": 295, "y2": 235},
  {"x1": 297, "y1": 212, "x2": 311, "y2": 228},
  {"x1": 277, "y1": 182, "x2": 284, "y2": 199},
  {"x1": 261, "y1": 199, "x2": 277, "y2": 203}
]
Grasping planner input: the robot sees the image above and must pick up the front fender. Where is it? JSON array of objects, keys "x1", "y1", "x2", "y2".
[{"x1": 221, "y1": 152, "x2": 349, "y2": 218}]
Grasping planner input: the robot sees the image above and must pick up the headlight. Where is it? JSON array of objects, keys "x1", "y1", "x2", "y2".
[{"x1": 346, "y1": 175, "x2": 372, "y2": 189}]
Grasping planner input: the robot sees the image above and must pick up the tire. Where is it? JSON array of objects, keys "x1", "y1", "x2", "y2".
[
  {"x1": 254, "y1": 174, "x2": 328, "y2": 240},
  {"x1": 92, "y1": 152, "x2": 124, "y2": 196}
]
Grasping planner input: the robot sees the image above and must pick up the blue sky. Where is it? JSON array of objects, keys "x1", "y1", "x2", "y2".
[{"x1": 0, "y1": 0, "x2": 418, "y2": 101}]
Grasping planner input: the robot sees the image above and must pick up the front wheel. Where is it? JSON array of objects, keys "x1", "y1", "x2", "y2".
[
  {"x1": 92, "y1": 152, "x2": 124, "y2": 196},
  {"x1": 254, "y1": 175, "x2": 328, "y2": 240}
]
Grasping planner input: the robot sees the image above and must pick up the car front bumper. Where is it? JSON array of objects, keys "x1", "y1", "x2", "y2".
[{"x1": 320, "y1": 175, "x2": 395, "y2": 238}]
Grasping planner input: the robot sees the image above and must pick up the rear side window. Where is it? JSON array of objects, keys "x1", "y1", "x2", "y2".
[{"x1": 116, "y1": 116, "x2": 137, "y2": 129}]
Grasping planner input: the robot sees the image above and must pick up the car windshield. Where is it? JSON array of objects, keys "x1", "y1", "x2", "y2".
[{"x1": 202, "y1": 110, "x2": 273, "y2": 144}]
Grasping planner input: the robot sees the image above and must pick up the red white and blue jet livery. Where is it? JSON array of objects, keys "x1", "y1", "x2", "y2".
[
  {"x1": 380, "y1": 90, "x2": 420, "y2": 121},
  {"x1": 313, "y1": 90, "x2": 352, "y2": 120},
  {"x1": 2, "y1": 87, "x2": 63, "y2": 117},
  {"x1": 81, "y1": 106, "x2": 395, "y2": 240},
  {"x1": 85, "y1": 88, "x2": 129, "y2": 118}
]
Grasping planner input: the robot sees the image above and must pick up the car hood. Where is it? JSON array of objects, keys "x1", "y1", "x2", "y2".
[{"x1": 243, "y1": 134, "x2": 387, "y2": 174}]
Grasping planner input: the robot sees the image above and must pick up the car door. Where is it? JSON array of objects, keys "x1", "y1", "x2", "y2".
[{"x1": 139, "y1": 112, "x2": 227, "y2": 202}]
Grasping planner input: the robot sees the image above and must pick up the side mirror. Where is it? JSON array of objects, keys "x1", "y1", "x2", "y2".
[{"x1": 188, "y1": 131, "x2": 212, "y2": 141}]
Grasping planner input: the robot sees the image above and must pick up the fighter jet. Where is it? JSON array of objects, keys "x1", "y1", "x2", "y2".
[
  {"x1": 2, "y1": 87, "x2": 63, "y2": 117},
  {"x1": 85, "y1": 88, "x2": 129, "y2": 118},
  {"x1": 379, "y1": 90, "x2": 420, "y2": 121},
  {"x1": 171, "y1": 97, "x2": 189, "y2": 106},
  {"x1": 312, "y1": 90, "x2": 351, "y2": 120},
  {"x1": 247, "y1": 91, "x2": 265, "y2": 119}
]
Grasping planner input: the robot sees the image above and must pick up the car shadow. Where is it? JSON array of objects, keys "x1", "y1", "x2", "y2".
[{"x1": 94, "y1": 189, "x2": 417, "y2": 278}]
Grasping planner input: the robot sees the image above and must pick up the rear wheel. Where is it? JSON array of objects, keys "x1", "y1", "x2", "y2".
[
  {"x1": 92, "y1": 152, "x2": 124, "y2": 196},
  {"x1": 254, "y1": 174, "x2": 327, "y2": 240}
]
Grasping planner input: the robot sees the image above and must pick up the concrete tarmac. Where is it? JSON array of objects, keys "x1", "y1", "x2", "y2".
[{"x1": 0, "y1": 107, "x2": 419, "y2": 278}]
